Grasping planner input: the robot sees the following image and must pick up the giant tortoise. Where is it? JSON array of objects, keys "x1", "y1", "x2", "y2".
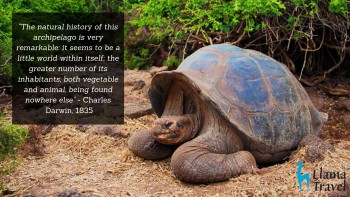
[{"x1": 128, "y1": 44, "x2": 328, "y2": 183}]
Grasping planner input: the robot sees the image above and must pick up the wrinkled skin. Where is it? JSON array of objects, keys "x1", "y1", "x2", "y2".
[{"x1": 129, "y1": 82, "x2": 257, "y2": 183}]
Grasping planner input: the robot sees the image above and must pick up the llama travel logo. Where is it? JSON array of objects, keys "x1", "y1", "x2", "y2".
[
  {"x1": 296, "y1": 161, "x2": 347, "y2": 191},
  {"x1": 296, "y1": 161, "x2": 310, "y2": 190}
]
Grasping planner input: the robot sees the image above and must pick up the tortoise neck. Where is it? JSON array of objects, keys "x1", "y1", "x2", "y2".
[
  {"x1": 161, "y1": 81, "x2": 203, "y2": 141},
  {"x1": 198, "y1": 97, "x2": 231, "y2": 135},
  {"x1": 184, "y1": 112, "x2": 201, "y2": 140},
  {"x1": 162, "y1": 84, "x2": 184, "y2": 116}
]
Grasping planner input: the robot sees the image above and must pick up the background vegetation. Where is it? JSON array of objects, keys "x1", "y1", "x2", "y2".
[
  {"x1": 0, "y1": 109, "x2": 28, "y2": 190},
  {"x1": 1, "y1": 0, "x2": 349, "y2": 87},
  {"x1": 0, "y1": 0, "x2": 120, "y2": 191},
  {"x1": 125, "y1": 0, "x2": 349, "y2": 84},
  {"x1": 0, "y1": 0, "x2": 121, "y2": 88}
]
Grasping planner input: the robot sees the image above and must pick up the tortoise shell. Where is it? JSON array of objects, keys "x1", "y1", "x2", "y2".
[{"x1": 148, "y1": 44, "x2": 325, "y2": 152}]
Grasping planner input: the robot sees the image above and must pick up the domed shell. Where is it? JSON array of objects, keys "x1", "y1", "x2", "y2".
[{"x1": 148, "y1": 44, "x2": 325, "y2": 150}]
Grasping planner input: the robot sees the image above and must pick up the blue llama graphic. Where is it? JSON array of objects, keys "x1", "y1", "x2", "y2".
[{"x1": 297, "y1": 161, "x2": 310, "y2": 190}]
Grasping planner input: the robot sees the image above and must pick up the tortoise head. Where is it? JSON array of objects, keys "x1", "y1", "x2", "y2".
[{"x1": 152, "y1": 116, "x2": 195, "y2": 145}]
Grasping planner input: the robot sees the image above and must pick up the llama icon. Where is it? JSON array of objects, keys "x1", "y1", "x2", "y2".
[{"x1": 297, "y1": 161, "x2": 310, "y2": 190}]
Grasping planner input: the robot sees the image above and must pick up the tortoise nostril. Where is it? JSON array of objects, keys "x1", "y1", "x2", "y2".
[{"x1": 175, "y1": 122, "x2": 181, "y2": 128}]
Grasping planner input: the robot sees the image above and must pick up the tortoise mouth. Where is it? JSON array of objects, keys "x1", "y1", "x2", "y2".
[{"x1": 152, "y1": 128, "x2": 182, "y2": 144}]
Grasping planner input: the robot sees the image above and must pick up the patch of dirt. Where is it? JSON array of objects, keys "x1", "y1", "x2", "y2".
[
  {"x1": 305, "y1": 86, "x2": 350, "y2": 141},
  {"x1": 1, "y1": 70, "x2": 350, "y2": 196}
]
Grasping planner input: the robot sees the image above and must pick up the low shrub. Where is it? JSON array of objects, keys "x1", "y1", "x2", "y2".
[{"x1": 125, "y1": 0, "x2": 349, "y2": 76}]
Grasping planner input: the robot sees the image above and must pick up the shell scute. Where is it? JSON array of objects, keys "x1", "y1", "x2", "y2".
[
  {"x1": 177, "y1": 51, "x2": 220, "y2": 78},
  {"x1": 256, "y1": 57, "x2": 301, "y2": 112},
  {"x1": 219, "y1": 55, "x2": 271, "y2": 112},
  {"x1": 248, "y1": 114, "x2": 273, "y2": 145}
]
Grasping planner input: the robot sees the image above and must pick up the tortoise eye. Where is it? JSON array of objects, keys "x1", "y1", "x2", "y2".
[{"x1": 165, "y1": 121, "x2": 173, "y2": 128}]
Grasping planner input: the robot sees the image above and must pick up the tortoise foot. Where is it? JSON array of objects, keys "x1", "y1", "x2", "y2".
[{"x1": 128, "y1": 129, "x2": 174, "y2": 160}]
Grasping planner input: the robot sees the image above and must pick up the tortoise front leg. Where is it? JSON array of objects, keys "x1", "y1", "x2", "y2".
[
  {"x1": 128, "y1": 129, "x2": 175, "y2": 160},
  {"x1": 170, "y1": 133, "x2": 257, "y2": 183}
]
